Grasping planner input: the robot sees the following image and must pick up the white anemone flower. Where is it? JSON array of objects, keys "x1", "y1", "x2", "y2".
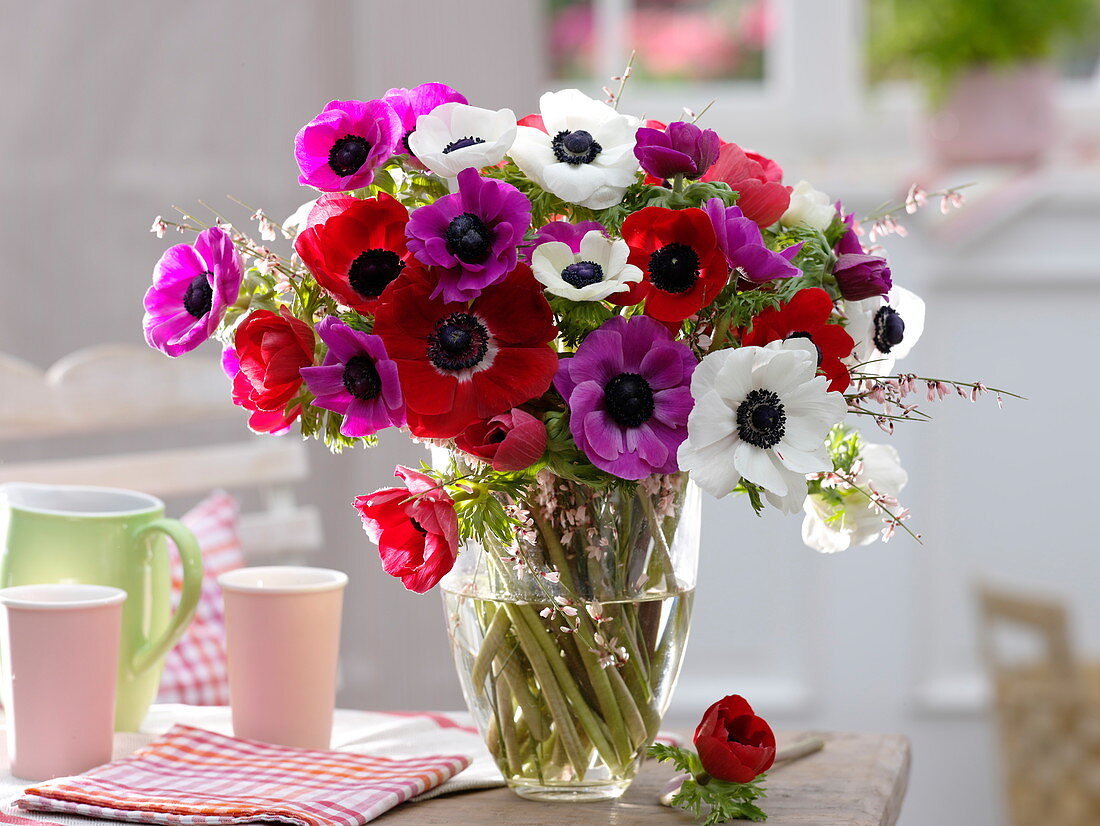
[
  {"x1": 802, "y1": 443, "x2": 908, "y2": 553},
  {"x1": 845, "y1": 285, "x2": 926, "y2": 376},
  {"x1": 408, "y1": 103, "x2": 517, "y2": 180},
  {"x1": 531, "y1": 231, "x2": 642, "y2": 302},
  {"x1": 780, "y1": 180, "x2": 835, "y2": 231},
  {"x1": 508, "y1": 89, "x2": 641, "y2": 210},
  {"x1": 678, "y1": 339, "x2": 848, "y2": 513},
  {"x1": 281, "y1": 198, "x2": 318, "y2": 240}
]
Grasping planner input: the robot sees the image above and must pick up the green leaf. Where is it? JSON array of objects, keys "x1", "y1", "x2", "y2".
[{"x1": 650, "y1": 745, "x2": 770, "y2": 823}]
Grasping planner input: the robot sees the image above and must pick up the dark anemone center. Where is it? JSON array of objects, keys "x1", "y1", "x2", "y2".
[
  {"x1": 551, "y1": 129, "x2": 602, "y2": 165},
  {"x1": 648, "y1": 243, "x2": 700, "y2": 294},
  {"x1": 427, "y1": 312, "x2": 491, "y2": 372},
  {"x1": 409, "y1": 518, "x2": 428, "y2": 535},
  {"x1": 328, "y1": 135, "x2": 372, "y2": 177},
  {"x1": 445, "y1": 212, "x2": 494, "y2": 264},
  {"x1": 561, "y1": 260, "x2": 605, "y2": 289},
  {"x1": 348, "y1": 249, "x2": 405, "y2": 298},
  {"x1": 442, "y1": 136, "x2": 486, "y2": 153},
  {"x1": 873, "y1": 306, "x2": 905, "y2": 353},
  {"x1": 183, "y1": 272, "x2": 214, "y2": 319},
  {"x1": 603, "y1": 372, "x2": 655, "y2": 429},
  {"x1": 736, "y1": 388, "x2": 786, "y2": 450},
  {"x1": 342, "y1": 355, "x2": 383, "y2": 401},
  {"x1": 786, "y1": 331, "x2": 823, "y2": 366}
]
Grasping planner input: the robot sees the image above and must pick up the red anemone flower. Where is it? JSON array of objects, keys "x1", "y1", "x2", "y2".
[
  {"x1": 740, "y1": 287, "x2": 855, "y2": 392},
  {"x1": 294, "y1": 192, "x2": 412, "y2": 314},
  {"x1": 613, "y1": 206, "x2": 730, "y2": 323},
  {"x1": 374, "y1": 264, "x2": 558, "y2": 438},
  {"x1": 702, "y1": 142, "x2": 790, "y2": 228}
]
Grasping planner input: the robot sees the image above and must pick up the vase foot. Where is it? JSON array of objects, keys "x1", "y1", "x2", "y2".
[{"x1": 508, "y1": 778, "x2": 631, "y2": 802}]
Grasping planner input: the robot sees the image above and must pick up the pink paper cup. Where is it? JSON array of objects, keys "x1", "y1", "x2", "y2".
[
  {"x1": 219, "y1": 566, "x2": 347, "y2": 749},
  {"x1": 0, "y1": 584, "x2": 126, "y2": 780}
]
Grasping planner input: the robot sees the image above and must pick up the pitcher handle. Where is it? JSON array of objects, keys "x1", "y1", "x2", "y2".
[{"x1": 130, "y1": 518, "x2": 204, "y2": 675}]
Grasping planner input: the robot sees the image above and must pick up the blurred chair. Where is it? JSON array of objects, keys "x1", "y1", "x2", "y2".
[
  {"x1": 977, "y1": 583, "x2": 1100, "y2": 826},
  {"x1": 0, "y1": 344, "x2": 321, "y2": 563}
]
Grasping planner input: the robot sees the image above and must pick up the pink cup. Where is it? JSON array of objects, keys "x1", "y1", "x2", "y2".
[
  {"x1": 0, "y1": 584, "x2": 126, "y2": 780},
  {"x1": 219, "y1": 566, "x2": 347, "y2": 749}
]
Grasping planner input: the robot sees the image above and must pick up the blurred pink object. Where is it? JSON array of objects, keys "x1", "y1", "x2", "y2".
[
  {"x1": 0, "y1": 584, "x2": 126, "y2": 780},
  {"x1": 927, "y1": 62, "x2": 1057, "y2": 167},
  {"x1": 219, "y1": 567, "x2": 347, "y2": 749}
]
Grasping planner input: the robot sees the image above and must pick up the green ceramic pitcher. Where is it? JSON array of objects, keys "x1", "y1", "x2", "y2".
[{"x1": 0, "y1": 483, "x2": 203, "y2": 731}]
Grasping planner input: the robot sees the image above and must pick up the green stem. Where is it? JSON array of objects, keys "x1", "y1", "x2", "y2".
[
  {"x1": 471, "y1": 608, "x2": 510, "y2": 691},
  {"x1": 508, "y1": 603, "x2": 620, "y2": 771}
]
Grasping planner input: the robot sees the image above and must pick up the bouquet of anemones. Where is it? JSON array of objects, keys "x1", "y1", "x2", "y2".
[{"x1": 143, "y1": 80, "x2": 1005, "y2": 804}]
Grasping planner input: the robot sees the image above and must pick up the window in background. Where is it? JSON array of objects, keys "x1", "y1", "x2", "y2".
[{"x1": 547, "y1": 0, "x2": 772, "y2": 85}]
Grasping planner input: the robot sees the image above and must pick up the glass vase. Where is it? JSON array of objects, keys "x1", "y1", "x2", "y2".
[{"x1": 441, "y1": 468, "x2": 699, "y2": 802}]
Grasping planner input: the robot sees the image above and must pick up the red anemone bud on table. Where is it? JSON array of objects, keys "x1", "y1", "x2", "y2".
[{"x1": 693, "y1": 694, "x2": 776, "y2": 783}]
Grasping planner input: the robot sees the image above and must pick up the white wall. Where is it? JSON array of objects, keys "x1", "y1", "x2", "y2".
[{"x1": 3, "y1": 3, "x2": 1096, "y2": 826}]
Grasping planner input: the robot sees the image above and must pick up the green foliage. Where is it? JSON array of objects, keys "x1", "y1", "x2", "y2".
[
  {"x1": 868, "y1": 0, "x2": 1100, "y2": 99},
  {"x1": 649, "y1": 744, "x2": 769, "y2": 824},
  {"x1": 733, "y1": 480, "x2": 767, "y2": 516},
  {"x1": 807, "y1": 424, "x2": 864, "y2": 513},
  {"x1": 552, "y1": 297, "x2": 615, "y2": 349},
  {"x1": 421, "y1": 459, "x2": 535, "y2": 547},
  {"x1": 640, "y1": 180, "x2": 740, "y2": 213},
  {"x1": 764, "y1": 224, "x2": 837, "y2": 293}
]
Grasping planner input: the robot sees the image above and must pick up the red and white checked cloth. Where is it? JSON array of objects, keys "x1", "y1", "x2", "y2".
[
  {"x1": 158, "y1": 492, "x2": 245, "y2": 706},
  {"x1": 14, "y1": 724, "x2": 469, "y2": 826}
]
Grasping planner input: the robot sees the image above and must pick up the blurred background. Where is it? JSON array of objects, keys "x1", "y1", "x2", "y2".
[{"x1": 2, "y1": 1, "x2": 1100, "y2": 823}]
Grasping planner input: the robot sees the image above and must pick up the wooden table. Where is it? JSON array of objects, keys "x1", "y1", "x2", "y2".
[{"x1": 376, "y1": 731, "x2": 911, "y2": 825}]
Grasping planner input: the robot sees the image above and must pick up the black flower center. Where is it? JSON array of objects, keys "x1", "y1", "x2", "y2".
[
  {"x1": 183, "y1": 272, "x2": 214, "y2": 319},
  {"x1": 648, "y1": 243, "x2": 700, "y2": 294},
  {"x1": 427, "y1": 312, "x2": 491, "y2": 371},
  {"x1": 561, "y1": 261, "x2": 605, "y2": 289},
  {"x1": 342, "y1": 355, "x2": 383, "y2": 401},
  {"x1": 873, "y1": 306, "x2": 905, "y2": 353},
  {"x1": 551, "y1": 129, "x2": 602, "y2": 165},
  {"x1": 348, "y1": 249, "x2": 405, "y2": 299},
  {"x1": 445, "y1": 213, "x2": 494, "y2": 264},
  {"x1": 442, "y1": 136, "x2": 486, "y2": 153},
  {"x1": 410, "y1": 518, "x2": 428, "y2": 535},
  {"x1": 736, "y1": 388, "x2": 787, "y2": 450},
  {"x1": 786, "y1": 331, "x2": 822, "y2": 366},
  {"x1": 328, "y1": 135, "x2": 372, "y2": 177},
  {"x1": 604, "y1": 372, "x2": 655, "y2": 429}
]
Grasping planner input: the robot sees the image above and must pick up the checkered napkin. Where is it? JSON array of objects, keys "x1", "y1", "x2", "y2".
[{"x1": 14, "y1": 725, "x2": 470, "y2": 826}]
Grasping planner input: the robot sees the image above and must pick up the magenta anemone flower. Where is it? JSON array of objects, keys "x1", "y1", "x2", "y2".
[
  {"x1": 143, "y1": 227, "x2": 243, "y2": 357},
  {"x1": 634, "y1": 121, "x2": 721, "y2": 181},
  {"x1": 833, "y1": 210, "x2": 892, "y2": 300},
  {"x1": 405, "y1": 167, "x2": 532, "y2": 302},
  {"x1": 299, "y1": 316, "x2": 404, "y2": 438},
  {"x1": 705, "y1": 198, "x2": 802, "y2": 283},
  {"x1": 383, "y1": 82, "x2": 467, "y2": 155},
  {"x1": 555, "y1": 315, "x2": 696, "y2": 480},
  {"x1": 294, "y1": 99, "x2": 402, "y2": 192},
  {"x1": 520, "y1": 219, "x2": 605, "y2": 262}
]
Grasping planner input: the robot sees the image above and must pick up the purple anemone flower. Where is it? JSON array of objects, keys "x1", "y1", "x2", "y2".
[
  {"x1": 520, "y1": 219, "x2": 606, "y2": 262},
  {"x1": 832, "y1": 210, "x2": 891, "y2": 300},
  {"x1": 705, "y1": 198, "x2": 802, "y2": 283},
  {"x1": 295, "y1": 99, "x2": 402, "y2": 192},
  {"x1": 555, "y1": 315, "x2": 696, "y2": 480},
  {"x1": 299, "y1": 316, "x2": 404, "y2": 438},
  {"x1": 143, "y1": 227, "x2": 243, "y2": 357},
  {"x1": 634, "y1": 121, "x2": 721, "y2": 181},
  {"x1": 383, "y1": 82, "x2": 467, "y2": 155},
  {"x1": 405, "y1": 167, "x2": 532, "y2": 302}
]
